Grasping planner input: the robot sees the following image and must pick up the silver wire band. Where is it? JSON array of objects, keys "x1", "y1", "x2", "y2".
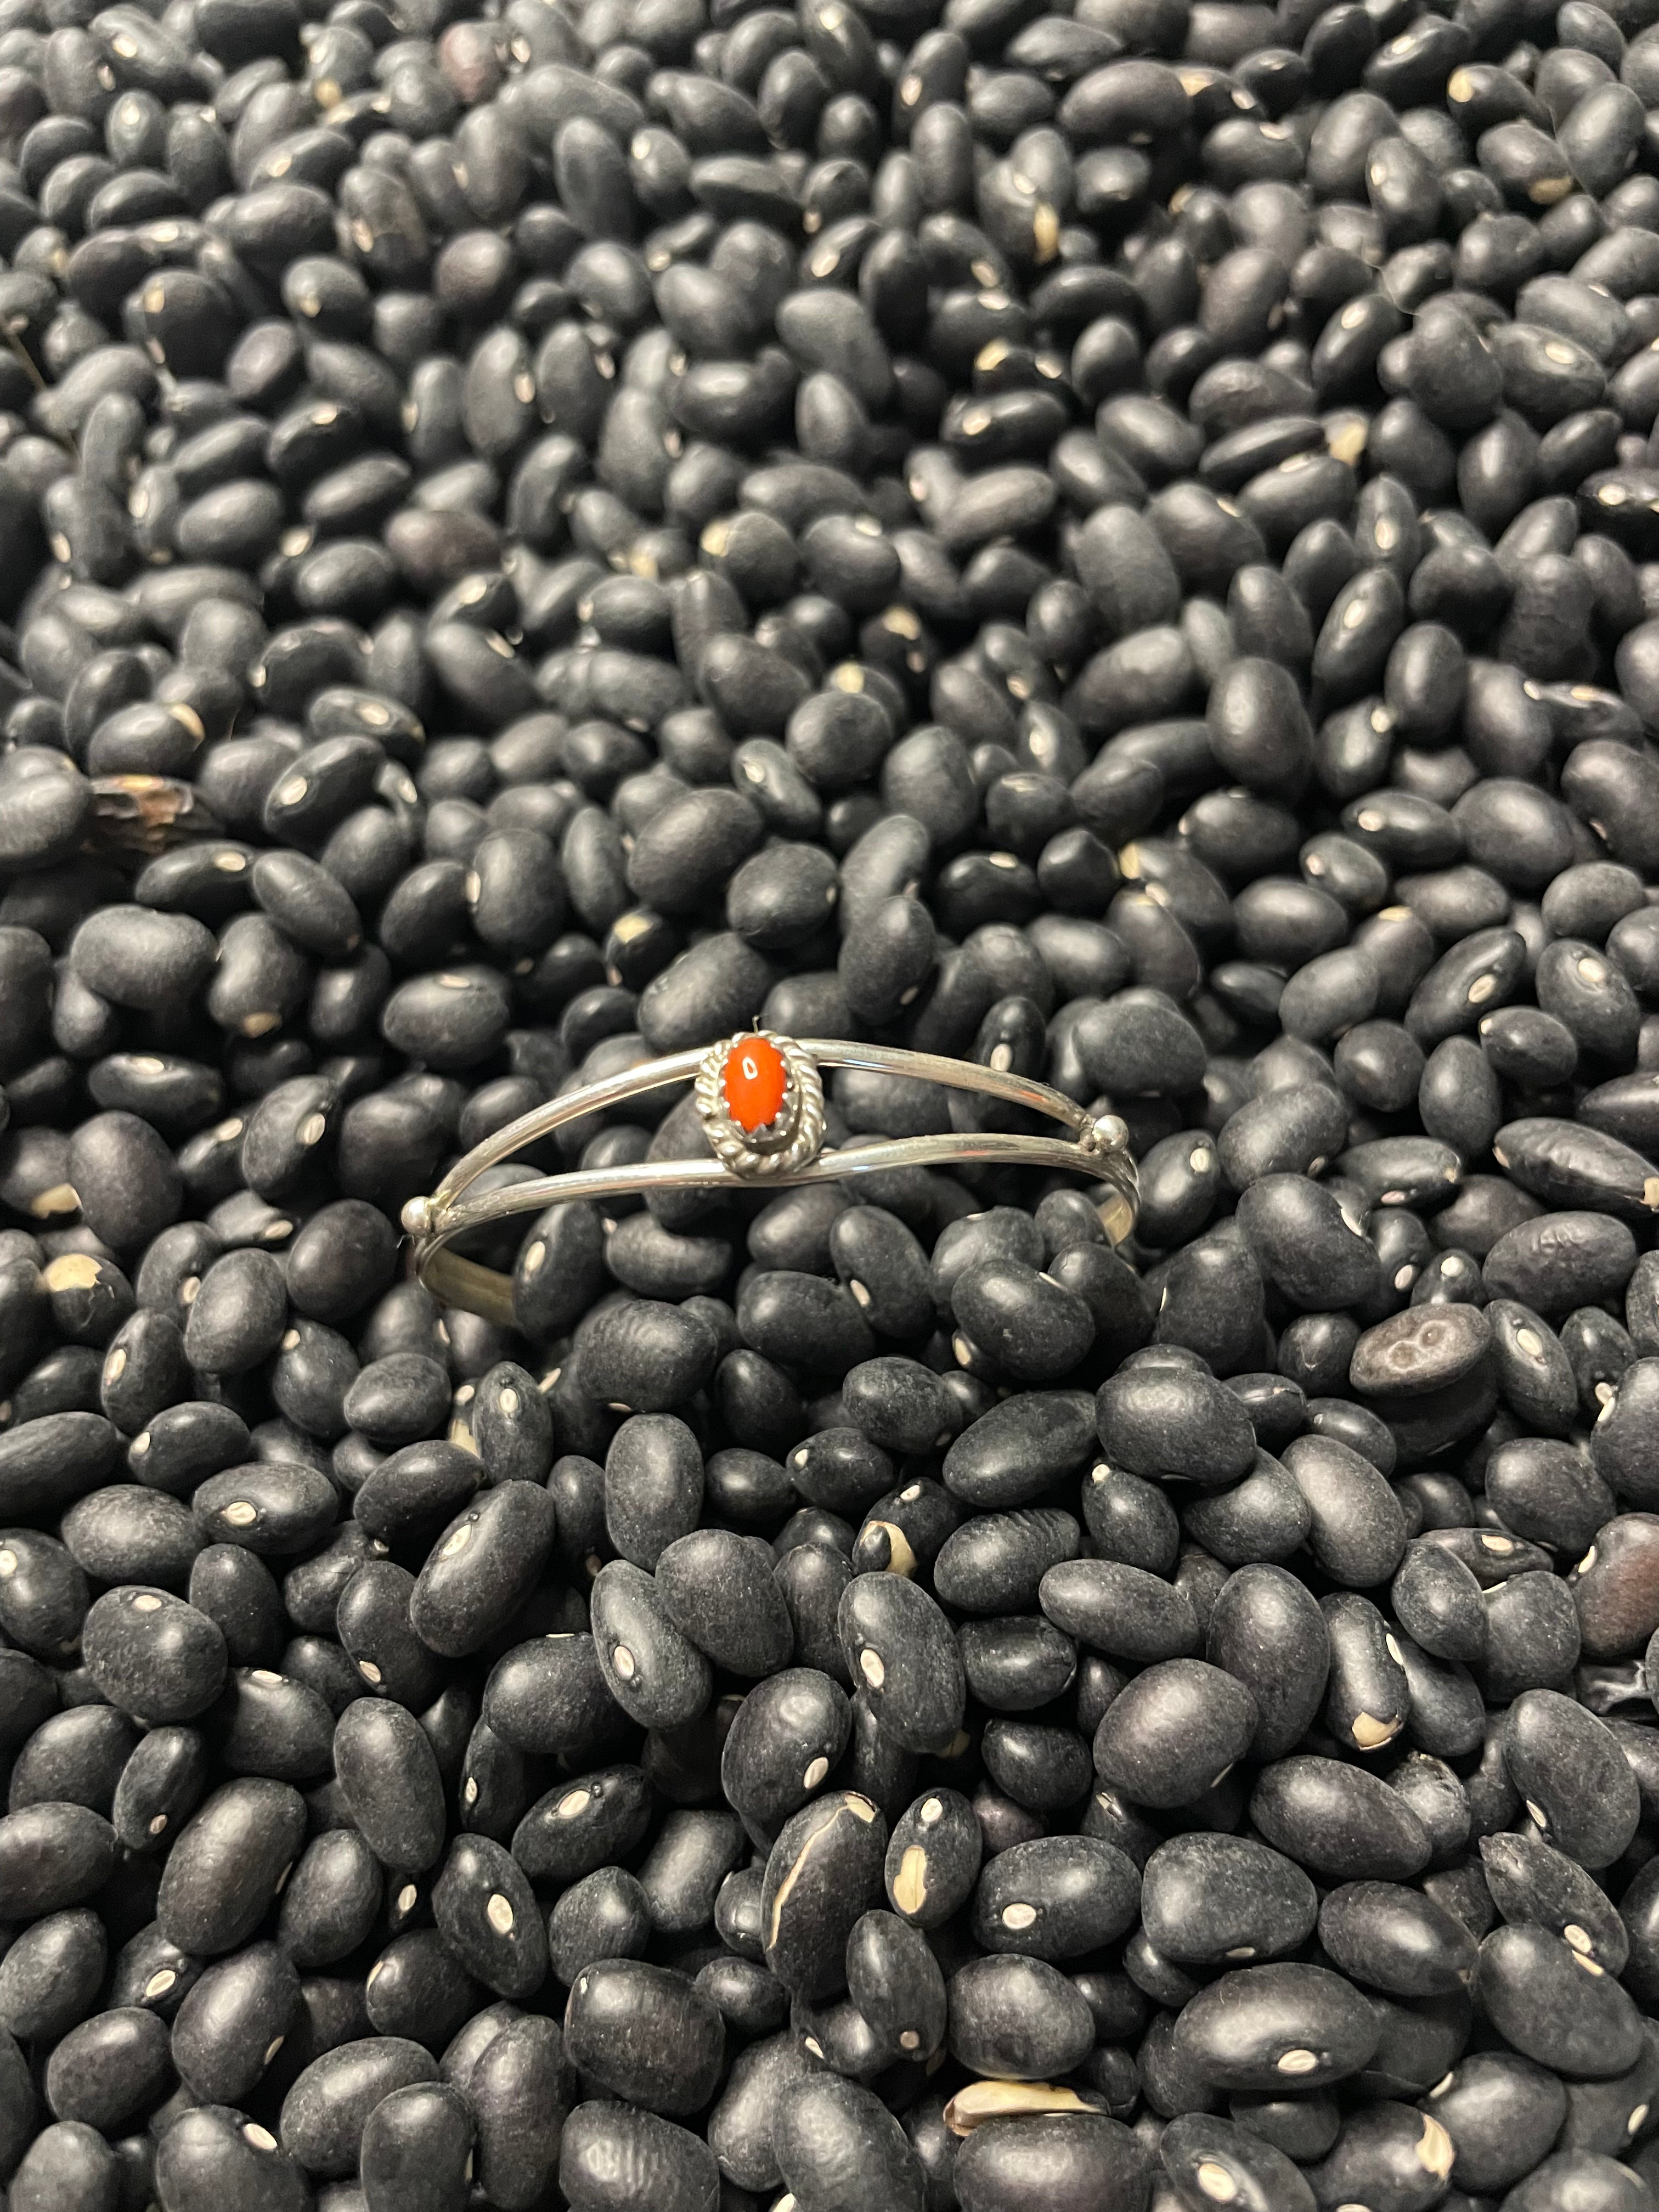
[{"x1": 402, "y1": 1034, "x2": 1139, "y2": 1324}]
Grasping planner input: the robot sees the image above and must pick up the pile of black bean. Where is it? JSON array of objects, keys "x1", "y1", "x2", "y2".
[{"x1": 12, "y1": 0, "x2": 1659, "y2": 2200}]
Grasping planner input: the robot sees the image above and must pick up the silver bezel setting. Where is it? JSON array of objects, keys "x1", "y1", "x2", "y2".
[{"x1": 695, "y1": 1030, "x2": 826, "y2": 1176}]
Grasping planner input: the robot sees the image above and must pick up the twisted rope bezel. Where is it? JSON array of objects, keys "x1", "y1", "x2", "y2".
[{"x1": 693, "y1": 1029, "x2": 827, "y2": 1176}]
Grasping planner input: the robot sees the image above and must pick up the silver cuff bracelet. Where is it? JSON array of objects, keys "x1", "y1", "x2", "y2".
[{"x1": 403, "y1": 1030, "x2": 1139, "y2": 1324}]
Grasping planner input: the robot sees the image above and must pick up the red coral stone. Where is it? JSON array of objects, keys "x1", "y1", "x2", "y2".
[{"x1": 723, "y1": 1035, "x2": 787, "y2": 1133}]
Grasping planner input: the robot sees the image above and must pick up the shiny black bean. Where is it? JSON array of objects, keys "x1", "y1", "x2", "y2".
[
  {"x1": 1480, "y1": 1923, "x2": 1645, "y2": 2079},
  {"x1": 155, "y1": 1778, "x2": 305, "y2": 1956},
  {"x1": 430, "y1": 1833, "x2": 546, "y2": 2000},
  {"x1": 279, "y1": 2035, "x2": 439, "y2": 2179},
  {"x1": 590, "y1": 1559, "x2": 711, "y2": 1730},
  {"x1": 357, "y1": 2082, "x2": 475, "y2": 2212},
  {"x1": 1093, "y1": 1658, "x2": 1259, "y2": 1808},
  {"x1": 1172, "y1": 1960, "x2": 1382, "y2": 2092},
  {"x1": 276, "y1": 1830, "x2": 382, "y2": 1971},
  {"x1": 836, "y1": 1572, "x2": 963, "y2": 1753},
  {"x1": 409, "y1": 1480, "x2": 556, "y2": 1660},
  {"x1": 79, "y1": 1579, "x2": 226, "y2": 1724},
  {"x1": 1141, "y1": 1832, "x2": 1317, "y2": 1969},
  {"x1": 334, "y1": 1698, "x2": 444, "y2": 1874},
  {"x1": 168, "y1": 1941, "x2": 298, "y2": 2107},
  {"x1": 1502, "y1": 1688, "x2": 1639, "y2": 1869},
  {"x1": 954, "y1": 2113, "x2": 1150, "y2": 2212},
  {"x1": 0, "y1": 1908, "x2": 106, "y2": 2042},
  {"x1": 563, "y1": 1957, "x2": 723, "y2": 2115},
  {"x1": 947, "y1": 1950, "x2": 1094, "y2": 2081},
  {"x1": 1481, "y1": 1831, "x2": 1628, "y2": 1977},
  {"x1": 767, "y1": 2073, "x2": 923, "y2": 2210},
  {"x1": 1251, "y1": 1757, "x2": 1431, "y2": 1882},
  {"x1": 969, "y1": 1833, "x2": 1138, "y2": 1966}
]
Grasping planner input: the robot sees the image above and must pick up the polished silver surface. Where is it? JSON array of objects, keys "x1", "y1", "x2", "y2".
[{"x1": 403, "y1": 1033, "x2": 1138, "y2": 1322}]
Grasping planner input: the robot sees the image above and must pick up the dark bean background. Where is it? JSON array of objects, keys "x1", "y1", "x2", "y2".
[{"x1": 2, "y1": 0, "x2": 1659, "y2": 2203}]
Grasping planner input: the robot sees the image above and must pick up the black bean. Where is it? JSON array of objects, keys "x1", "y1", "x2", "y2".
[
  {"x1": 772, "y1": 2074, "x2": 924, "y2": 2212},
  {"x1": 430, "y1": 1833, "x2": 546, "y2": 2001},
  {"x1": 650, "y1": 1528, "x2": 791, "y2": 1677},
  {"x1": 8, "y1": 2123, "x2": 122, "y2": 2212},
  {"x1": 1251, "y1": 1757, "x2": 1430, "y2": 1882},
  {"x1": 334, "y1": 1699, "x2": 444, "y2": 1874},
  {"x1": 1096, "y1": 1363, "x2": 1256, "y2": 1488},
  {"x1": 1172, "y1": 1960, "x2": 1382, "y2": 2092},
  {"x1": 558, "y1": 2102, "x2": 718, "y2": 2212},
  {"x1": 0, "y1": 1528, "x2": 90, "y2": 1662},
  {"x1": 706, "y1": 2030, "x2": 808, "y2": 2192},
  {"x1": 1480, "y1": 1923, "x2": 1645, "y2": 2079},
  {"x1": 181, "y1": 1249, "x2": 288, "y2": 1377},
  {"x1": 276, "y1": 1830, "x2": 381, "y2": 1972},
  {"x1": 408, "y1": 1479, "x2": 556, "y2": 1660},
  {"x1": 1093, "y1": 1657, "x2": 1259, "y2": 1809},
  {"x1": 81, "y1": 1587, "x2": 225, "y2": 1723},
  {"x1": 1142, "y1": 1833, "x2": 1317, "y2": 1968},
  {"x1": 353, "y1": 1442, "x2": 478, "y2": 1548},
  {"x1": 67, "y1": 906, "x2": 216, "y2": 1013},
  {"x1": 358, "y1": 2082, "x2": 475, "y2": 2212},
  {"x1": 947, "y1": 1951, "x2": 1094, "y2": 2080},
  {"x1": 193, "y1": 1460, "x2": 337, "y2": 1556},
  {"x1": 1281, "y1": 1432, "x2": 1408, "y2": 1588},
  {"x1": 155, "y1": 1777, "x2": 305, "y2": 1956},
  {"x1": 169, "y1": 1941, "x2": 298, "y2": 2106},
  {"x1": 40, "y1": 1999, "x2": 168, "y2": 2135},
  {"x1": 1421, "y1": 2048, "x2": 1567, "y2": 2194},
  {"x1": 444, "y1": 2012, "x2": 560, "y2": 2208},
  {"x1": 759, "y1": 1786, "x2": 888, "y2": 2004},
  {"x1": 1317, "y1": 1879, "x2": 1477, "y2": 2000},
  {"x1": 187, "y1": 1545, "x2": 283, "y2": 1671},
  {"x1": 590, "y1": 1559, "x2": 710, "y2": 1730},
  {"x1": 1236, "y1": 1173, "x2": 1381, "y2": 1310},
  {"x1": 954, "y1": 2113, "x2": 1152, "y2": 2212},
  {"x1": 969, "y1": 1833, "x2": 1137, "y2": 1967},
  {"x1": 602, "y1": 1412, "x2": 702, "y2": 1571},
  {"x1": 949, "y1": 1257, "x2": 1094, "y2": 1383},
  {"x1": 550, "y1": 1862, "x2": 651, "y2": 1984},
  {"x1": 562, "y1": 1957, "x2": 723, "y2": 2115},
  {"x1": 1485, "y1": 1568, "x2": 1585, "y2": 1703},
  {"x1": 835, "y1": 1572, "x2": 963, "y2": 1753},
  {"x1": 1481, "y1": 1831, "x2": 1628, "y2": 1978},
  {"x1": 1502, "y1": 1687, "x2": 1639, "y2": 1869},
  {"x1": 0, "y1": 1413, "x2": 122, "y2": 1521},
  {"x1": 577, "y1": 1297, "x2": 720, "y2": 1414},
  {"x1": 941, "y1": 1390, "x2": 1096, "y2": 1510},
  {"x1": 641, "y1": 1807, "x2": 744, "y2": 1936},
  {"x1": 9, "y1": 1703, "x2": 135, "y2": 1819},
  {"x1": 1040, "y1": 1558, "x2": 1198, "y2": 1663},
  {"x1": 484, "y1": 1634, "x2": 617, "y2": 1764},
  {"x1": 0, "y1": 1908, "x2": 105, "y2": 2043},
  {"x1": 279, "y1": 2035, "x2": 438, "y2": 2179},
  {"x1": 1572, "y1": 1513, "x2": 1659, "y2": 1661}
]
